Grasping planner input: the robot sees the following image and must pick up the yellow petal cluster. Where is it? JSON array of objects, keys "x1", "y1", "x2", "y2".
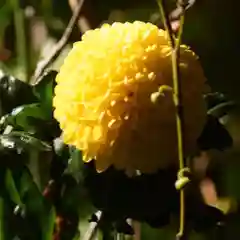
[{"x1": 53, "y1": 21, "x2": 207, "y2": 175}]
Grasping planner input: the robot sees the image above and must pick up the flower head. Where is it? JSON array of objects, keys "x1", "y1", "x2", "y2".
[{"x1": 53, "y1": 21, "x2": 207, "y2": 175}]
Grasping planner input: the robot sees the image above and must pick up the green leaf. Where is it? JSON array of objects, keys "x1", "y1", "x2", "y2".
[
  {"x1": 18, "y1": 168, "x2": 45, "y2": 213},
  {"x1": 41, "y1": 206, "x2": 56, "y2": 240},
  {"x1": 204, "y1": 92, "x2": 237, "y2": 119},
  {"x1": 67, "y1": 147, "x2": 83, "y2": 182},
  {"x1": 0, "y1": 3, "x2": 12, "y2": 47},
  {"x1": 204, "y1": 92, "x2": 228, "y2": 109},
  {"x1": 33, "y1": 70, "x2": 58, "y2": 116},
  {"x1": 15, "y1": 168, "x2": 50, "y2": 238},
  {"x1": 60, "y1": 175, "x2": 80, "y2": 211},
  {"x1": 5, "y1": 169, "x2": 23, "y2": 207},
  {"x1": 0, "y1": 131, "x2": 52, "y2": 151},
  {"x1": 3, "y1": 104, "x2": 47, "y2": 131},
  {"x1": 0, "y1": 197, "x2": 5, "y2": 240},
  {"x1": 0, "y1": 70, "x2": 37, "y2": 115},
  {"x1": 10, "y1": 104, "x2": 47, "y2": 120},
  {"x1": 1, "y1": 103, "x2": 61, "y2": 140}
]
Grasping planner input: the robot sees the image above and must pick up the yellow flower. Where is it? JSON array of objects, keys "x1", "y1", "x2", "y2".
[{"x1": 53, "y1": 21, "x2": 208, "y2": 175}]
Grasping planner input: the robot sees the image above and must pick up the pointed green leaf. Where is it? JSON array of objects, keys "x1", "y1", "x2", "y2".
[
  {"x1": 5, "y1": 169, "x2": 23, "y2": 207},
  {"x1": 33, "y1": 70, "x2": 58, "y2": 116},
  {"x1": 41, "y1": 206, "x2": 56, "y2": 240},
  {"x1": 0, "y1": 70, "x2": 37, "y2": 115},
  {"x1": 19, "y1": 168, "x2": 45, "y2": 214},
  {"x1": 0, "y1": 131, "x2": 52, "y2": 151},
  {"x1": 67, "y1": 147, "x2": 83, "y2": 182},
  {"x1": 2, "y1": 104, "x2": 48, "y2": 132},
  {"x1": 0, "y1": 197, "x2": 5, "y2": 240}
]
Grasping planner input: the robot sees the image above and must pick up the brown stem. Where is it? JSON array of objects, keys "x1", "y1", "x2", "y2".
[
  {"x1": 68, "y1": 0, "x2": 93, "y2": 33},
  {"x1": 32, "y1": 0, "x2": 85, "y2": 84}
]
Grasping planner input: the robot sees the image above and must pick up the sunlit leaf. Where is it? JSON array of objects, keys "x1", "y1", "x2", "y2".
[
  {"x1": 2, "y1": 104, "x2": 47, "y2": 132},
  {"x1": 33, "y1": 70, "x2": 58, "y2": 116},
  {"x1": 0, "y1": 131, "x2": 51, "y2": 151}
]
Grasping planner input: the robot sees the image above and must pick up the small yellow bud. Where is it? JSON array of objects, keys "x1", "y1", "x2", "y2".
[{"x1": 175, "y1": 176, "x2": 190, "y2": 190}]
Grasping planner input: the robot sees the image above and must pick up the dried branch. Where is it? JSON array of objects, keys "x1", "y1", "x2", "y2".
[
  {"x1": 170, "y1": 0, "x2": 195, "y2": 20},
  {"x1": 68, "y1": 0, "x2": 91, "y2": 33},
  {"x1": 154, "y1": 0, "x2": 196, "y2": 33},
  {"x1": 32, "y1": 0, "x2": 85, "y2": 84}
]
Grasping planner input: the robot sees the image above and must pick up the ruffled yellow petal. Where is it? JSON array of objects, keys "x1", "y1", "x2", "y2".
[{"x1": 53, "y1": 21, "x2": 208, "y2": 174}]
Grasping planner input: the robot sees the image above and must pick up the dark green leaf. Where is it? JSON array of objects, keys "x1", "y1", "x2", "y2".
[
  {"x1": 0, "y1": 131, "x2": 52, "y2": 151},
  {"x1": 5, "y1": 169, "x2": 23, "y2": 207},
  {"x1": 18, "y1": 168, "x2": 45, "y2": 214},
  {"x1": 33, "y1": 70, "x2": 58, "y2": 116},
  {"x1": 204, "y1": 92, "x2": 237, "y2": 119},
  {"x1": 67, "y1": 147, "x2": 83, "y2": 182},
  {"x1": 14, "y1": 168, "x2": 51, "y2": 239},
  {"x1": 49, "y1": 138, "x2": 69, "y2": 180},
  {"x1": 54, "y1": 137, "x2": 68, "y2": 156},
  {"x1": 197, "y1": 115, "x2": 233, "y2": 151},
  {"x1": 41, "y1": 206, "x2": 56, "y2": 240},
  {"x1": 208, "y1": 101, "x2": 237, "y2": 119},
  {"x1": 0, "y1": 70, "x2": 37, "y2": 115},
  {"x1": 0, "y1": 3, "x2": 12, "y2": 45},
  {"x1": 1, "y1": 103, "x2": 61, "y2": 141},
  {"x1": 0, "y1": 197, "x2": 5, "y2": 240},
  {"x1": 60, "y1": 175, "x2": 80, "y2": 212},
  {"x1": 2, "y1": 104, "x2": 48, "y2": 132},
  {"x1": 204, "y1": 92, "x2": 229, "y2": 110}
]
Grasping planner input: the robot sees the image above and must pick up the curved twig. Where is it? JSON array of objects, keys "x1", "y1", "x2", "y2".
[{"x1": 32, "y1": 0, "x2": 85, "y2": 84}]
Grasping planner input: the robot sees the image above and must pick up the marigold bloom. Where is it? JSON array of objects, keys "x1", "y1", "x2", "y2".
[{"x1": 53, "y1": 21, "x2": 207, "y2": 175}]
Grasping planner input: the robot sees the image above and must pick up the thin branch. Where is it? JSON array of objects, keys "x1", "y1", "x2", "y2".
[
  {"x1": 32, "y1": 0, "x2": 85, "y2": 84},
  {"x1": 175, "y1": 9, "x2": 185, "y2": 52},
  {"x1": 170, "y1": 0, "x2": 195, "y2": 21},
  {"x1": 68, "y1": 0, "x2": 91, "y2": 33},
  {"x1": 175, "y1": 1, "x2": 189, "y2": 51},
  {"x1": 154, "y1": 0, "x2": 195, "y2": 34},
  {"x1": 156, "y1": 0, "x2": 175, "y2": 48},
  {"x1": 171, "y1": 29, "x2": 185, "y2": 240},
  {"x1": 156, "y1": 0, "x2": 190, "y2": 239}
]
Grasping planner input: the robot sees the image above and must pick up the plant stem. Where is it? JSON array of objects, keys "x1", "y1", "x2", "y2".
[
  {"x1": 176, "y1": 15, "x2": 185, "y2": 51},
  {"x1": 156, "y1": 0, "x2": 186, "y2": 238},
  {"x1": 10, "y1": 0, "x2": 30, "y2": 82},
  {"x1": 32, "y1": 0, "x2": 86, "y2": 84},
  {"x1": 156, "y1": 0, "x2": 175, "y2": 48},
  {"x1": 172, "y1": 45, "x2": 185, "y2": 239},
  {"x1": 115, "y1": 233, "x2": 125, "y2": 240}
]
